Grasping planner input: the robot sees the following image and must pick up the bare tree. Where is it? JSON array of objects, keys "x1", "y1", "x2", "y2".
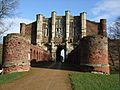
[
  {"x1": 108, "y1": 17, "x2": 120, "y2": 39},
  {"x1": 0, "y1": 0, "x2": 18, "y2": 36},
  {"x1": 108, "y1": 17, "x2": 120, "y2": 82}
]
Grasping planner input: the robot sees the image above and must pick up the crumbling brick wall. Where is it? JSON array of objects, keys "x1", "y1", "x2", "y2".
[
  {"x1": 30, "y1": 45, "x2": 51, "y2": 62},
  {"x1": 2, "y1": 34, "x2": 31, "y2": 74},
  {"x1": 68, "y1": 35, "x2": 110, "y2": 74},
  {"x1": 80, "y1": 35, "x2": 109, "y2": 74},
  {"x1": 2, "y1": 33, "x2": 51, "y2": 74},
  {"x1": 86, "y1": 20, "x2": 99, "y2": 36}
]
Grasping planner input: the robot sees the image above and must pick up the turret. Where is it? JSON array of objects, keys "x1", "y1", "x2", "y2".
[
  {"x1": 80, "y1": 12, "x2": 87, "y2": 38},
  {"x1": 20, "y1": 23, "x2": 26, "y2": 35},
  {"x1": 99, "y1": 19, "x2": 107, "y2": 36},
  {"x1": 51, "y1": 11, "x2": 57, "y2": 60},
  {"x1": 36, "y1": 14, "x2": 43, "y2": 46}
]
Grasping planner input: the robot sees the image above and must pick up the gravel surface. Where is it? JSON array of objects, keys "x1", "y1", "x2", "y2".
[{"x1": 0, "y1": 62, "x2": 75, "y2": 90}]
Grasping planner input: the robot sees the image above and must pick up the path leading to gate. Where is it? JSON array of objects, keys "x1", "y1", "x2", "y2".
[{"x1": 0, "y1": 62, "x2": 79, "y2": 90}]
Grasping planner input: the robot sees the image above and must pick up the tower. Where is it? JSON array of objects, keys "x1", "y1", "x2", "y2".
[
  {"x1": 51, "y1": 11, "x2": 57, "y2": 61},
  {"x1": 36, "y1": 14, "x2": 43, "y2": 46}
]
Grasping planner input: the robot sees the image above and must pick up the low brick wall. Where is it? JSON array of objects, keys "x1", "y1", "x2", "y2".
[{"x1": 30, "y1": 45, "x2": 51, "y2": 62}]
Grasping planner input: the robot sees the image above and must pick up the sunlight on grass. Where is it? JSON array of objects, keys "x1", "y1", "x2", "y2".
[
  {"x1": 0, "y1": 72, "x2": 28, "y2": 84},
  {"x1": 70, "y1": 72, "x2": 120, "y2": 90}
]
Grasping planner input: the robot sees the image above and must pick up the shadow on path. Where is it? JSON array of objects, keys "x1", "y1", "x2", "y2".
[{"x1": 31, "y1": 61, "x2": 80, "y2": 72}]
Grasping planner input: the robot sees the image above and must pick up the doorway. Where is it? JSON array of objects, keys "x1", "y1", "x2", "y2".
[{"x1": 56, "y1": 46, "x2": 65, "y2": 62}]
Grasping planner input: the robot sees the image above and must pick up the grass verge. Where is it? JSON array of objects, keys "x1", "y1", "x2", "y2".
[
  {"x1": 70, "y1": 72, "x2": 120, "y2": 90},
  {"x1": 0, "y1": 71, "x2": 29, "y2": 84}
]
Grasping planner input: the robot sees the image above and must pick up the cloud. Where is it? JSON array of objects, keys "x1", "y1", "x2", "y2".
[
  {"x1": 3, "y1": 17, "x2": 33, "y2": 35},
  {"x1": 92, "y1": 0, "x2": 120, "y2": 22},
  {"x1": 0, "y1": 17, "x2": 33, "y2": 43}
]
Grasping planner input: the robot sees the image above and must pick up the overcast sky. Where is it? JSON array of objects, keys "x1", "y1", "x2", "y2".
[{"x1": 2, "y1": 0, "x2": 120, "y2": 40}]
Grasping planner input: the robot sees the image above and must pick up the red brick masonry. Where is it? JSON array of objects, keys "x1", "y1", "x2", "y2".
[
  {"x1": 68, "y1": 35, "x2": 110, "y2": 74},
  {"x1": 2, "y1": 33, "x2": 51, "y2": 74}
]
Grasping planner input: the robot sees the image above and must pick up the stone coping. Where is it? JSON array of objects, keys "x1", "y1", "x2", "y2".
[{"x1": 80, "y1": 63, "x2": 109, "y2": 67}]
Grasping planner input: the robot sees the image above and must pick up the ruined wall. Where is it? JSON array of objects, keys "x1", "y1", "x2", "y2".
[
  {"x1": 73, "y1": 16, "x2": 81, "y2": 42},
  {"x1": 20, "y1": 22, "x2": 37, "y2": 45},
  {"x1": 68, "y1": 46, "x2": 80, "y2": 65},
  {"x1": 30, "y1": 45, "x2": 51, "y2": 62},
  {"x1": 5, "y1": 11, "x2": 108, "y2": 74},
  {"x1": 2, "y1": 34, "x2": 31, "y2": 74},
  {"x1": 2, "y1": 33, "x2": 51, "y2": 74},
  {"x1": 68, "y1": 35, "x2": 109, "y2": 74},
  {"x1": 86, "y1": 20, "x2": 99, "y2": 36},
  {"x1": 69, "y1": 16, "x2": 74, "y2": 43},
  {"x1": 80, "y1": 35, "x2": 109, "y2": 74},
  {"x1": 42, "y1": 18, "x2": 49, "y2": 43}
]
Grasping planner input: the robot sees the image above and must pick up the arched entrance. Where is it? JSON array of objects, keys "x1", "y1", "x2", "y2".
[{"x1": 56, "y1": 46, "x2": 66, "y2": 62}]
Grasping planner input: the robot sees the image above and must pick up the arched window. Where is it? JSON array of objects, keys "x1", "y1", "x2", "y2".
[
  {"x1": 44, "y1": 28, "x2": 48, "y2": 37},
  {"x1": 59, "y1": 28, "x2": 63, "y2": 37},
  {"x1": 39, "y1": 52, "x2": 41, "y2": 60},
  {"x1": 30, "y1": 49, "x2": 32, "y2": 60},
  {"x1": 56, "y1": 28, "x2": 59, "y2": 37},
  {"x1": 37, "y1": 51, "x2": 39, "y2": 60},
  {"x1": 34, "y1": 50, "x2": 35, "y2": 59}
]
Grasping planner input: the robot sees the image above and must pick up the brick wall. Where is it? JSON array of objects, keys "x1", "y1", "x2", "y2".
[
  {"x1": 2, "y1": 34, "x2": 31, "y2": 74},
  {"x1": 68, "y1": 35, "x2": 110, "y2": 74},
  {"x1": 30, "y1": 45, "x2": 51, "y2": 62},
  {"x1": 2, "y1": 33, "x2": 51, "y2": 74},
  {"x1": 86, "y1": 20, "x2": 99, "y2": 36}
]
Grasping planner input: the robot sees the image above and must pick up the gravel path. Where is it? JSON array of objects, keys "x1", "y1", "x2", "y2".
[{"x1": 0, "y1": 62, "x2": 74, "y2": 90}]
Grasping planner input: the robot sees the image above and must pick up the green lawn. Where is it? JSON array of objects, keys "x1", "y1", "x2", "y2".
[
  {"x1": 0, "y1": 72, "x2": 29, "y2": 84},
  {"x1": 70, "y1": 72, "x2": 120, "y2": 90}
]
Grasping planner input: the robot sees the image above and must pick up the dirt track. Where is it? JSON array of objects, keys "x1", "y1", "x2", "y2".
[{"x1": 0, "y1": 62, "x2": 77, "y2": 90}]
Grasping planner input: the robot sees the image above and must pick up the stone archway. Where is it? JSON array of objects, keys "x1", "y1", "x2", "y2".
[{"x1": 56, "y1": 45, "x2": 66, "y2": 62}]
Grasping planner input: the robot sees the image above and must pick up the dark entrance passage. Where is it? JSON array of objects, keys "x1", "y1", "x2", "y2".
[{"x1": 56, "y1": 46, "x2": 65, "y2": 62}]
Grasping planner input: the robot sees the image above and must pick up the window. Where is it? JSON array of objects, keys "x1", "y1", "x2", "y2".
[
  {"x1": 73, "y1": 28, "x2": 75, "y2": 37},
  {"x1": 55, "y1": 28, "x2": 59, "y2": 37},
  {"x1": 44, "y1": 28, "x2": 48, "y2": 37},
  {"x1": 59, "y1": 28, "x2": 63, "y2": 37},
  {"x1": 55, "y1": 27, "x2": 64, "y2": 37},
  {"x1": 70, "y1": 39, "x2": 72, "y2": 43}
]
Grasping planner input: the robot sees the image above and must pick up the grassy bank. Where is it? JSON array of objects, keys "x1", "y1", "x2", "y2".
[
  {"x1": 0, "y1": 71, "x2": 29, "y2": 84},
  {"x1": 70, "y1": 72, "x2": 120, "y2": 90}
]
